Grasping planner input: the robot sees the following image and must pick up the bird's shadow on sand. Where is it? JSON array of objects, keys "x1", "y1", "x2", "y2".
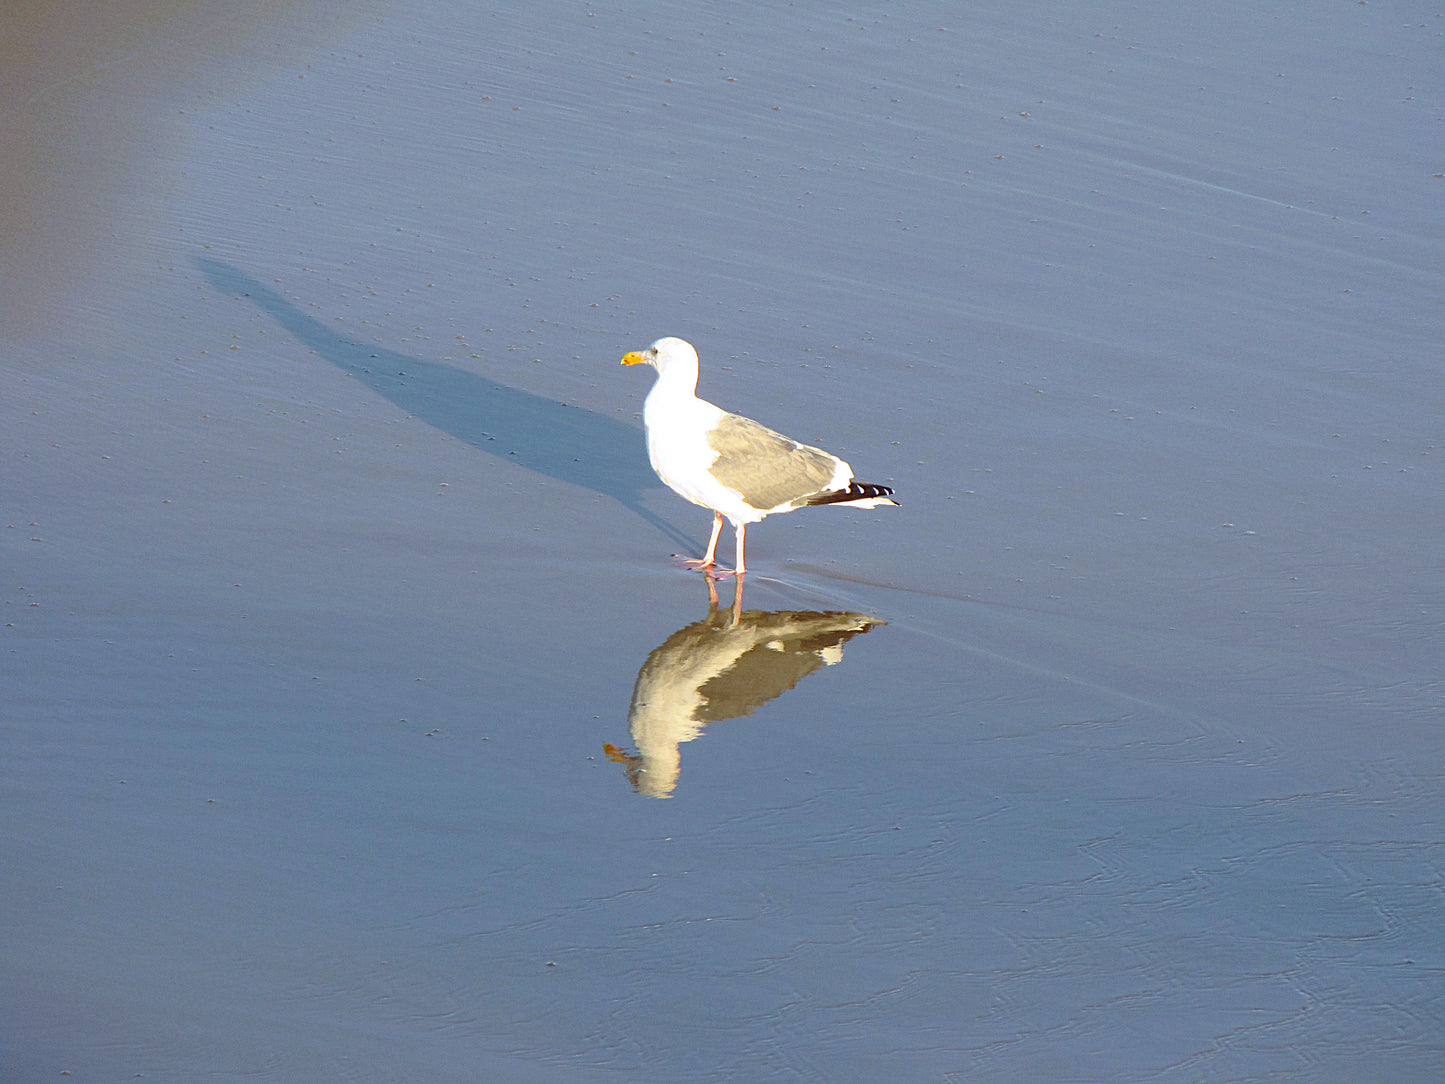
[{"x1": 195, "y1": 257, "x2": 691, "y2": 548}]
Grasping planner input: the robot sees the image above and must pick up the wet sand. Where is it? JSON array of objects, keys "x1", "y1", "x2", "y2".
[{"x1": 4, "y1": 1, "x2": 1443, "y2": 1080}]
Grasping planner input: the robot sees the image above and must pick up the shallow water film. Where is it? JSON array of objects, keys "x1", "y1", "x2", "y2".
[{"x1": 4, "y1": 1, "x2": 1443, "y2": 1080}]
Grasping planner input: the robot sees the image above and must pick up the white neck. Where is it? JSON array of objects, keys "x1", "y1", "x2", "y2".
[{"x1": 652, "y1": 354, "x2": 700, "y2": 399}]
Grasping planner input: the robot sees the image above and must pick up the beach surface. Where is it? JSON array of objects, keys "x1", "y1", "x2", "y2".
[{"x1": 4, "y1": 1, "x2": 1443, "y2": 1080}]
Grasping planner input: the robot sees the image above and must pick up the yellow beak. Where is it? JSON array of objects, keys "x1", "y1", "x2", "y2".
[{"x1": 620, "y1": 350, "x2": 649, "y2": 366}]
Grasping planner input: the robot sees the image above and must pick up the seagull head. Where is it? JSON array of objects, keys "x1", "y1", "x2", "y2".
[{"x1": 621, "y1": 337, "x2": 698, "y2": 373}]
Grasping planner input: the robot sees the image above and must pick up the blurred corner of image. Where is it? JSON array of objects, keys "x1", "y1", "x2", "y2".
[{"x1": 0, "y1": 0, "x2": 379, "y2": 338}]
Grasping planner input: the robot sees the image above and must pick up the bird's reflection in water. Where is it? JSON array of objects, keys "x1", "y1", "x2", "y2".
[{"x1": 605, "y1": 575, "x2": 882, "y2": 798}]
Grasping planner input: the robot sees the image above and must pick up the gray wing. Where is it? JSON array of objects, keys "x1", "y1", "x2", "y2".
[{"x1": 706, "y1": 412, "x2": 842, "y2": 510}]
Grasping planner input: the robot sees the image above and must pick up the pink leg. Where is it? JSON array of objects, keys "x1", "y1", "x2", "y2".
[
  {"x1": 734, "y1": 522, "x2": 747, "y2": 575},
  {"x1": 681, "y1": 512, "x2": 725, "y2": 569},
  {"x1": 704, "y1": 512, "x2": 724, "y2": 564}
]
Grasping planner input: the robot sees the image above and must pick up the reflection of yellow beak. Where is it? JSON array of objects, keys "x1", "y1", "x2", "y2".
[{"x1": 621, "y1": 350, "x2": 649, "y2": 366}]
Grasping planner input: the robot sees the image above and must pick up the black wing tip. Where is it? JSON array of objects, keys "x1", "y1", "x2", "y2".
[{"x1": 804, "y1": 480, "x2": 898, "y2": 506}]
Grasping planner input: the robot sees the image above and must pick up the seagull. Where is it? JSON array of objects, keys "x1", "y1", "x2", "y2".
[{"x1": 621, "y1": 336, "x2": 897, "y2": 574}]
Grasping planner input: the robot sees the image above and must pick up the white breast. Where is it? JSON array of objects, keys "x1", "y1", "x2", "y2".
[{"x1": 643, "y1": 389, "x2": 753, "y2": 519}]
